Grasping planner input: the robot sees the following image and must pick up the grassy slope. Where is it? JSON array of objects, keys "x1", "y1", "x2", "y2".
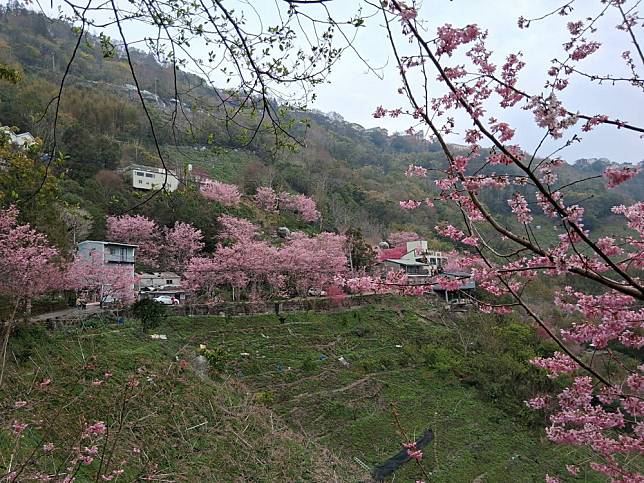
[
  {"x1": 177, "y1": 302, "x2": 598, "y2": 482},
  {"x1": 161, "y1": 145, "x2": 260, "y2": 184},
  {"x1": 1, "y1": 321, "x2": 363, "y2": 482},
  {"x1": 2, "y1": 300, "x2": 599, "y2": 482}
]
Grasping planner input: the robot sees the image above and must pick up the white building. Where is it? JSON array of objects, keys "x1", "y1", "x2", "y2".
[
  {"x1": 122, "y1": 164, "x2": 180, "y2": 192},
  {"x1": 138, "y1": 272, "x2": 181, "y2": 290},
  {"x1": 1, "y1": 126, "x2": 36, "y2": 148},
  {"x1": 138, "y1": 272, "x2": 186, "y2": 302},
  {"x1": 382, "y1": 241, "x2": 448, "y2": 284}
]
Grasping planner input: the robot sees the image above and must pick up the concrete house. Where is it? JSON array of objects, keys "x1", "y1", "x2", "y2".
[
  {"x1": 122, "y1": 164, "x2": 180, "y2": 192},
  {"x1": 77, "y1": 241, "x2": 137, "y2": 276},
  {"x1": 138, "y1": 272, "x2": 186, "y2": 302},
  {"x1": 77, "y1": 241, "x2": 137, "y2": 304}
]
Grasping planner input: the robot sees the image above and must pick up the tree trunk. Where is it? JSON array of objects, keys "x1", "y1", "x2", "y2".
[{"x1": 0, "y1": 299, "x2": 21, "y2": 387}]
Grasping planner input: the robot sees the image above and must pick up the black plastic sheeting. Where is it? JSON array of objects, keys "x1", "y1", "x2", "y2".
[{"x1": 372, "y1": 428, "x2": 434, "y2": 481}]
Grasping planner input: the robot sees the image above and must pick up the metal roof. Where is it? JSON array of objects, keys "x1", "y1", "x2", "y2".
[
  {"x1": 385, "y1": 258, "x2": 427, "y2": 266},
  {"x1": 78, "y1": 240, "x2": 138, "y2": 248}
]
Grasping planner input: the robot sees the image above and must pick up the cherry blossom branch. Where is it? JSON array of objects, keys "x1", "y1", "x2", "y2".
[
  {"x1": 383, "y1": 5, "x2": 636, "y2": 392},
  {"x1": 392, "y1": 1, "x2": 643, "y2": 297},
  {"x1": 551, "y1": 60, "x2": 643, "y2": 87},
  {"x1": 483, "y1": 73, "x2": 644, "y2": 134},
  {"x1": 517, "y1": 1, "x2": 576, "y2": 27},
  {"x1": 384, "y1": 5, "x2": 640, "y2": 299},
  {"x1": 617, "y1": 3, "x2": 644, "y2": 67},
  {"x1": 464, "y1": 212, "x2": 615, "y2": 388}
]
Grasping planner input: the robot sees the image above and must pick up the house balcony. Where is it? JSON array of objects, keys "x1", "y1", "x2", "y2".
[{"x1": 105, "y1": 252, "x2": 135, "y2": 264}]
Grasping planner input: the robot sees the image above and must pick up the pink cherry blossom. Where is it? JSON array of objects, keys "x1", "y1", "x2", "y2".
[
  {"x1": 581, "y1": 115, "x2": 609, "y2": 132},
  {"x1": 83, "y1": 421, "x2": 107, "y2": 438},
  {"x1": 388, "y1": 231, "x2": 420, "y2": 247},
  {"x1": 162, "y1": 222, "x2": 205, "y2": 272},
  {"x1": 435, "y1": 224, "x2": 465, "y2": 241},
  {"x1": 400, "y1": 200, "x2": 422, "y2": 210},
  {"x1": 525, "y1": 395, "x2": 549, "y2": 410},
  {"x1": 405, "y1": 164, "x2": 428, "y2": 177},
  {"x1": 106, "y1": 214, "x2": 160, "y2": 267},
  {"x1": 530, "y1": 352, "x2": 578, "y2": 378},
  {"x1": 218, "y1": 214, "x2": 259, "y2": 242},
  {"x1": 570, "y1": 41, "x2": 600, "y2": 61},
  {"x1": 278, "y1": 192, "x2": 320, "y2": 222},
  {"x1": 435, "y1": 24, "x2": 483, "y2": 57},
  {"x1": 200, "y1": 180, "x2": 242, "y2": 206},
  {"x1": 508, "y1": 193, "x2": 533, "y2": 224},
  {"x1": 603, "y1": 164, "x2": 640, "y2": 188},
  {"x1": 0, "y1": 206, "x2": 62, "y2": 305},
  {"x1": 12, "y1": 420, "x2": 27, "y2": 437},
  {"x1": 373, "y1": 106, "x2": 386, "y2": 118},
  {"x1": 254, "y1": 186, "x2": 278, "y2": 211}
]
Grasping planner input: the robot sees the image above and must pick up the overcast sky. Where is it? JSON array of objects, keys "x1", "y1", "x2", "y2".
[
  {"x1": 30, "y1": 1, "x2": 644, "y2": 163},
  {"x1": 307, "y1": 1, "x2": 643, "y2": 164}
]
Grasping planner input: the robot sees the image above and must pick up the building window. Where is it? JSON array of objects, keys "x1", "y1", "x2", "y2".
[
  {"x1": 135, "y1": 171, "x2": 145, "y2": 176},
  {"x1": 166, "y1": 280, "x2": 173, "y2": 285},
  {"x1": 109, "y1": 247, "x2": 117, "y2": 255},
  {"x1": 138, "y1": 180, "x2": 143, "y2": 184},
  {"x1": 145, "y1": 173, "x2": 154, "y2": 178}
]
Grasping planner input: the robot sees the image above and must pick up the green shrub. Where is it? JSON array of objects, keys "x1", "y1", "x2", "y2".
[
  {"x1": 422, "y1": 346, "x2": 460, "y2": 374},
  {"x1": 464, "y1": 320, "x2": 565, "y2": 426},
  {"x1": 300, "y1": 358, "x2": 316, "y2": 373},
  {"x1": 255, "y1": 391, "x2": 276, "y2": 406},
  {"x1": 199, "y1": 346, "x2": 227, "y2": 371},
  {"x1": 357, "y1": 357, "x2": 379, "y2": 372},
  {"x1": 9, "y1": 323, "x2": 47, "y2": 362},
  {"x1": 131, "y1": 299, "x2": 166, "y2": 332}
]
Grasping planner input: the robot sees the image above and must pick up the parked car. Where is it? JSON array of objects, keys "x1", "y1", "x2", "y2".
[
  {"x1": 153, "y1": 295, "x2": 179, "y2": 305},
  {"x1": 307, "y1": 288, "x2": 327, "y2": 297}
]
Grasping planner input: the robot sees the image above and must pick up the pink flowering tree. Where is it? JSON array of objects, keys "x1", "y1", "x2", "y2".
[
  {"x1": 161, "y1": 222, "x2": 205, "y2": 273},
  {"x1": 186, "y1": 215, "x2": 347, "y2": 301},
  {"x1": 277, "y1": 191, "x2": 321, "y2": 222},
  {"x1": 254, "y1": 186, "x2": 279, "y2": 211},
  {"x1": 278, "y1": 232, "x2": 348, "y2": 295},
  {"x1": 217, "y1": 214, "x2": 260, "y2": 243},
  {"x1": 65, "y1": 252, "x2": 138, "y2": 307},
  {"x1": 200, "y1": 180, "x2": 242, "y2": 207},
  {"x1": 251, "y1": 187, "x2": 321, "y2": 223},
  {"x1": 370, "y1": 1, "x2": 644, "y2": 479},
  {"x1": 106, "y1": 215, "x2": 161, "y2": 268},
  {"x1": 185, "y1": 214, "x2": 279, "y2": 301},
  {"x1": 0, "y1": 206, "x2": 62, "y2": 385},
  {"x1": 107, "y1": 216, "x2": 203, "y2": 273}
]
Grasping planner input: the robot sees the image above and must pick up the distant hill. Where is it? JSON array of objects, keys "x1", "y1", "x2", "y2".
[{"x1": 0, "y1": 5, "x2": 641, "y2": 247}]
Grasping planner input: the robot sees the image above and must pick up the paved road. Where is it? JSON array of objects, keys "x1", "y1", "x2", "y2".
[{"x1": 30, "y1": 303, "x2": 102, "y2": 322}]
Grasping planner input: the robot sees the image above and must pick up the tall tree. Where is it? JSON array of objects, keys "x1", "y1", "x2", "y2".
[{"x1": 0, "y1": 206, "x2": 61, "y2": 385}]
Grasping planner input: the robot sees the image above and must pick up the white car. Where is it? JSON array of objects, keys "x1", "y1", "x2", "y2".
[{"x1": 153, "y1": 295, "x2": 178, "y2": 305}]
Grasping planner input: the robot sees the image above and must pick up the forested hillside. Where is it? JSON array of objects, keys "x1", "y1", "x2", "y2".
[{"x1": 0, "y1": 4, "x2": 641, "y2": 252}]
